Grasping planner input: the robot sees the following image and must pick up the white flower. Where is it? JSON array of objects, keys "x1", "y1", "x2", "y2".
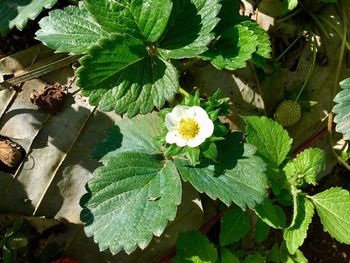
[{"x1": 165, "y1": 105, "x2": 214, "y2": 148}]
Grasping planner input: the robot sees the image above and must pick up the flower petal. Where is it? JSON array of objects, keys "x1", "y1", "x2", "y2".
[
  {"x1": 165, "y1": 131, "x2": 177, "y2": 144},
  {"x1": 197, "y1": 117, "x2": 214, "y2": 138},
  {"x1": 187, "y1": 136, "x2": 205, "y2": 147}
]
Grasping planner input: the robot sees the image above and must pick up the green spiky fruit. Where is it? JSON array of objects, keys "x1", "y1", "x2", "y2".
[{"x1": 274, "y1": 100, "x2": 301, "y2": 127}]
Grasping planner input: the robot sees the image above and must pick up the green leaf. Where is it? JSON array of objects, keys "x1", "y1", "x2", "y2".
[
  {"x1": 255, "y1": 218, "x2": 270, "y2": 242},
  {"x1": 283, "y1": 193, "x2": 314, "y2": 254},
  {"x1": 284, "y1": 148, "x2": 326, "y2": 186},
  {"x1": 77, "y1": 34, "x2": 178, "y2": 117},
  {"x1": 310, "y1": 187, "x2": 350, "y2": 244},
  {"x1": 241, "y1": 20, "x2": 271, "y2": 59},
  {"x1": 91, "y1": 113, "x2": 163, "y2": 160},
  {"x1": 36, "y1": 3, "x2": 109, "y2": 55},
  {"x1": 280, "y1": 242, "x2": 308, "y2": 263},
  {"x1": 220, "y1": 206, "x2": 251, "y2": 246},
  {"x1": 333, "y1": 78, "x2": 350, "y2": 140},
  {"x1": 3, "y1": 246, "x2": 12, "y2": 263},
  {"x1": 202, "y1": 23, "x2": 259, "y2": 70},
  {"x1": 0, "y1": 0, "x2": 58, "y2": 34},
  {"x1": 81, "y1": 153, "x2": 181, "y2": 254},
  {"x1": 158, "y1": 0, "x2": 221, "y2": 59},
  {"x1": 321, "y1": 0, "x2": 337, "y2": 2},
  {"x1": 242, "y1": 116, "x2": 293, "y2": 166},
  {"x1": 174, "y1": 231, "x2": 218, "y2": 263},
  {"x1": 213, "y1": 0, "x2": 241, "y2": 34},
  {"x1": 254, "y1": 198, "x2": 286, "y2": 229},
  {"x1": 85, "y1": 0, "x2": 172, "y2": 42},
  {"x1": 243, "y1": 253, "x2": 265, "y2": 263},
  {"x1": 221, "y1": 248, "x2": 240, "y2": 263},
  {"x1": 267, "y1": 244, "x2": 280, "y2": 263},
  {"x1": 80, "y1": 113, "x2": 182, "y2": 254},
  {"x1": 283, "y1": 0, "x2": 298, "y2": 12},
  {"x1": 175, "y1": 132, "x2": 267, "y2": 209}
]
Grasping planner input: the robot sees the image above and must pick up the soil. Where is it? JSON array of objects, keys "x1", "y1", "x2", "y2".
[{"x1": 302, "y1": 215, "x2": 350, "y2": 263}]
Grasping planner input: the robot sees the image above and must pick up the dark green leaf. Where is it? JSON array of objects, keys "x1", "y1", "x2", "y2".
[
  {"x1": 175, "y1": 132, "x2": 267, "y2": 209},
  {"x1": 0, "y1": 0, "x2": 57, "y2": 34},
  {"x1": 174, "y1": 231, "x2": 218, "y2": 263},
  {"x1": 81, "y1": 113, "x2": 181, "y2": 254},
  {"x1": 256, "y1": 218, "x2": 270, "y2": 242},
  {"x1": 85, "y1": 0, "x2": 172, "y2": 42},
  {"x1": 36, "y1": 3, "x2": 109, "y2": 55},
  {"x1": 333, "y1": 78, "x2": 350, "y2": 140},
  {"x1": 310, "y1": 187, "x2": 350, "y2": 244},
  {"x1": 242, "y1": 116, "x2": 293, "y2": 166},
  {"x1": 221, "y1": 248, "x2": 240, "y2": 263},
  {"x1": 158, "y1": 0, "x2": 221, "y2": 59},
  {"x1": 81, "y1": 153, "x2": 181, "y2": 254},
  {"x1": 213, "y1": 0, "x2": 241, "y2": 34},
  {"x1": 255, "y1": 198, "x2": 286, "y2": 229},
  {"x1": 220, "y1": 206, "x2": 251, "y2": 246},
  {"x1": 77, "y1": 34, "x2": 178, "y2": 117},
  {"x1": 283, "y1": 193, "x2": 314, "y2": 254}
]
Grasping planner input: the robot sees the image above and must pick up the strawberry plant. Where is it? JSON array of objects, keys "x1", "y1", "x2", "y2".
[{"x1": 0, "y1": 0, "x2": 349, "y2": 262}]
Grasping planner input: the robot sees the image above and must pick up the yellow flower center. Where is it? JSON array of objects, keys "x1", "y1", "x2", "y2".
[{"x1": 178, "y1": 118, "x2": 200, "y2": 140}]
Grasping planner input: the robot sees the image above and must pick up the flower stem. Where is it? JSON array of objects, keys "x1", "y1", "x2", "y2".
[{"x1": 178, "y1": 87, "x2": 190, "y2": 98}]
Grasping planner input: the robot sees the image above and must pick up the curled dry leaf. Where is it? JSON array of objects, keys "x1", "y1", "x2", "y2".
[{"x1": 30, "y1": 83, "x2": 68, "y2": 114}]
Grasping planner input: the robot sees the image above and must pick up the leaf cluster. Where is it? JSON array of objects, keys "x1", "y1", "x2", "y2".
[{"x1": 36, "y1": 0, "x2": 271, "y2": 117}]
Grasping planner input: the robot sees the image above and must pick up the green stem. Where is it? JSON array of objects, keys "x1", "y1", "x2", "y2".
[
  {"x1": 295, "y1": 35, "x2": 317, "y2": 102},
  {"x1": 178, "y1": 87, "x2": 190, "y2": 98},
  {"x1": 276, "y1": 8, "x2": 302, "y2": 24},
  {"x1": 276, "y1": 34, "x2": 304, "y2": 62}
]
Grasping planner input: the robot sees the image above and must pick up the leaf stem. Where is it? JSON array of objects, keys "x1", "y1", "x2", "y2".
[
  {"x1": 276, "y1": 34, "x2": 304, "y2": 62},
  {"x1": 295, "y1": 35, "x2": 317, "y2": 102},
  {"x1": 276, "y1": 8, "x2": 302, "y2": 24},
  {"x1": 178, "y1": 87, "x2": 190, "y2": 98}
]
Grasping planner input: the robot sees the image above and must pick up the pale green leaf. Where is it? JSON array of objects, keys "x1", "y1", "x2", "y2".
[
  {"x1": 283, "y1": 0, "x2": 298, "y2": 12},
  {"x1": 283, "y1": 194, "x2": 314, "y2": 254},
  {"x1": 175, "y1": 132, "x2": 267, "y2": 209},
  {"x1": 81, "y1": 153, "x2": 182, "y2": 254},
  {"x1": 220, "y1": 206, "x2": 251, "y2": 246},
  {"x1": 158, "y1": 0, "x2": 221, "y2": 59},
  {"x1": 0, "y1": 0, "x2": 57, "y2": 34},
  {"x1": 254, "y1": 198, "x2": 286, "y2": 229},
  {"x1": 36, "y1": 3, "x2": 109, "y2": 55},
  {"x1": 333, "y1": 78, "x2": 350, "y2": 140},
  {"x1": 85, "y1": 0, "x2": 173, "y2": 42},
  {"x1": 284, "y1": 148, "x2": 326, "y2": 186},
  {"x1": 77, "y1": 34, "x2": 178, "y2": 117},
  {"x1": 174, "y1": 231, "x2": 218, "y2": 263},
  {"x1": 221, "y1": 248, "x2": 240, "y2": 263},
  {"x1": 242, "y1": 116, "x2": 293, "y2": 166},
  {"x1": 310, "y1": 187, "x2": 350, "y2": 244}
]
